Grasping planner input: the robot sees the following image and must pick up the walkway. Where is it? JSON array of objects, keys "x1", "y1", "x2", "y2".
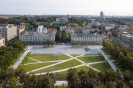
[
  {"x1": 12, "y1": 46, "x2": 32, "y2": 69},
  {"x1": 98, "y1": 49, "x2": 118, "y2": 72},
  {"x1": 32, "y1": 54, "x2": 103, "y2": 75}
]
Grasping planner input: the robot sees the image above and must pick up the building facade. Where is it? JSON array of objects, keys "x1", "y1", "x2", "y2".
[
  {"x1": 65, "y1": 27, "x2": 75, "y2": 34},
  {"x1": 0, "y1": 36, "x2": 5, "y2": 47},
  {"x1": 56, "y1": 17, "x2": 68, "y2": 22},
  {"x1": 100, "y1": 11, "x2": 105, "y2": 21},
  {"x1": 119, "y1": 32, "x2": 133, "y2": 43},
  {"x1": 60, "y1": 26, "x2": 67, "y2": 31},
  {"x1": 0, "y1": 24, "x2": 17, "y2": 42},
  {"x1": 17, "y1": 23, "x2": 25, "y2": 35},
  {"x1": 37, "y1": 25, "x2": 47, "y2": 33},
  {"x1": 19, "y1": 25, "x2": 56, "y2": 44},
  {"x1": 71, "y1": 33, "x2": 103, "y2": 45}
]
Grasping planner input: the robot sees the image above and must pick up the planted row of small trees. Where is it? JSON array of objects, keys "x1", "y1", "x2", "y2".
[
  {"x1": 71, "y1": 41, "x2": 88, "y2": 47},
  {"x1": 71, "y1": 40, "x2": 101, "y2": 47},
  {"x1": 43, "y1": 39, "x2": 56, "y2": 47}
]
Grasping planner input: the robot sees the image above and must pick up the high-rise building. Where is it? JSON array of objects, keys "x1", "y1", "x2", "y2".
[{"x1": 100, "y1": 11, "x2": 105, "y2": 21}]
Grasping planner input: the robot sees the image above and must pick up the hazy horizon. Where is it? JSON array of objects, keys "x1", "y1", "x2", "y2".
[{"x1": 0, "y1": 0, "x2": 133, "y2": 16}]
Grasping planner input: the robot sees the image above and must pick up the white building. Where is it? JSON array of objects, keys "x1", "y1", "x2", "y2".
[
  {"x1": 56, "y1": 17, "x2": 68, "y2": 22},
  {"x1": 60, "y1": 26, "x2": 67, "y2": 31},
  {"x1": 37, "y1": 25, "x2": 47, "y2": 33},
  {"x1": 19, "y1": 25, "x2": 56, "y2": 44},
  {"x1": 17, "y1": 23, "x2": 26, "y2": 35},
  {"x1": 65, "y1": 27, "x2": 75, "y2": 34},
  {"x1": 19, "y1": 32, "x2": 55, "y2": 44},
  {"x1": 88, "y1": 19, "x2": 101, "y2": 28},
  {"x1": 82, "y1": 28, "x2": 99, "y2": 34},
  {"x1": 105, "y1": 25, "x2": 113, "y2": 30},
  {"x1": 0, "y1": 24, "x2": 17, "y2": 42},
  {"x1": 71, "y1": 33, "x2": 103, "y2": 45}
]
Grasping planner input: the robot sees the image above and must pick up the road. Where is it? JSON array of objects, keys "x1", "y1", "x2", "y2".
[
  {"x1": 99, "y1": 49, "x2": 118, "y2": 72},
  {"x1": 111, "y1": 37, "x2": 130, "y2": 48},
  {"x1": 12, "y1": 46, "x2": 32, "y2": 69}
]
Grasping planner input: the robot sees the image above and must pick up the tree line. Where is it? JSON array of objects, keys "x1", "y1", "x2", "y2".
[
  {"x1": 71, "y1": 41, "x2": 88, "y2": 47},
  {"x1": 0, "y1": 68, "x2": 55, "y2": 88},
  {"x1": 0, "y1": 16, "x2": 95, "y2": 31},
  {"x1": 103, "y1": 40, "x2": 133, "y2": 87},
  {"x1": 0, "y1": 39, "x2": 26, "y2": 69},
  {"x1": 67, "y1": 68, "x2": 127, "y2": 88}
]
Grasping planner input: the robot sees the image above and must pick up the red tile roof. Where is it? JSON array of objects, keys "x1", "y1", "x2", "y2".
[
  {"x1": 0, "y1": 36, "x2": 4, "y2": 40},
  {"x1": 89, "y1": 28, "x2": 98, "y2": 30},
  {"x1": 76, "y1": 28, "x2": 84, "y2": 30},
  {"x1": 48, "y1": 28, "x2": 57, "y2": 31},
  {"x1": 0, "y1": 24, "x2": 8, "y2": 26},
  {"x1": 66, "y1": 27, "x2": 75, "y2": 30}
]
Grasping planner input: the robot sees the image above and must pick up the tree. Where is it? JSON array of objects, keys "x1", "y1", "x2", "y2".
[
  {"x1": 85, "y1": 41, "x2": 88, "y2": 47},
  {"x1": 108, "y1": 33, "x2": 112, "y2": 40},
  {"x1": 67, "y1": 69, "x2": 81, "y2": 88}
]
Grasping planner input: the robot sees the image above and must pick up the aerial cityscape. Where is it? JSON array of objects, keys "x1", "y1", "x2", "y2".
[{"x1": 0, "y1": 0, "x2": 133, "y2": 88}]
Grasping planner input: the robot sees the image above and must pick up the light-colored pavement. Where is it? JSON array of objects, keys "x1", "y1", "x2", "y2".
[
  {"x1": 28, "y1": 57, "x2": 42, "y2": 63},
  {"x1": 54, "y1": 81, "x2": 68, "y2": 86},
  {"x1": 111, "y1": 37, "x2": 129, "y2": 48},
  {"x1": 98, "y1": 49, "x2": 118, "y2": 72},
  {"x1": 13, "y1": 46, "x2": 32, "y2": 69},
  {"x1": 29, "y1": 45, "x2": 102, "y2": 55},
  {"x1": 35, "y1": 64, "x2": 85, "y2": 75}
]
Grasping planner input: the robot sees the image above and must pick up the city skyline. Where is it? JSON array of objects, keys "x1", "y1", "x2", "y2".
[{"x1": 0, "y1": 0, "x2": 133, "y2": 16}]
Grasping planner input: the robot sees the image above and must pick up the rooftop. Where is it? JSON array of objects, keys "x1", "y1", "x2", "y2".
[{"x1": 0, "y1": 36, "x2": 4, "y2": 40}]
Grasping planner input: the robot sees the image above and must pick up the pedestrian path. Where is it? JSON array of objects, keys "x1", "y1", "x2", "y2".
[
  {"x1": 98, "y1": 49, "x2": 118, "y2": 72},
  {"x1": 15, "y1": 50, "x2": 115, "y2": 75},
  {"x1": 13, "y1": 46, "x2": 33, "y2": 69},
  {"x1": 28, "y1": 57, "x2": 42, "y2": 62},
  {"x1": 32, "y1": 54, "x2": 104, "y2": 75}
]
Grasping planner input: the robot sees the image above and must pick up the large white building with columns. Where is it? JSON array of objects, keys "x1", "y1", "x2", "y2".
[
  {"x1": 71, "y1": 33, "x2": 103, "y2": 45},
  {"x1": 19, "y1": 25, "x2": 56, "y2": 44}
]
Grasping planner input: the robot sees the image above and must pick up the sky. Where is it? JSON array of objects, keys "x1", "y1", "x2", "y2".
[{"x1": 0, "y1": 0, "x2": 133, "y2": 16}]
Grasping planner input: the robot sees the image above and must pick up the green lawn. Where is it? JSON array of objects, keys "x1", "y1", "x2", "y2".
[
  {"x1": 29, "y1": 54, "x2": 70, "y2": 62},
  {"x1": 78, "y1": 55, "x2": 105, "y2": 63},
  {"x1": 37, "y1": 22, "x2": 44, "y2": 25},
  {"x1": 90, "y1": 62, "x2": 111, "y2": 72},
  {"x1": 57, "y1": 66, "x2": 90, "y2": 74},
  {"x1": 71, "y1": 54, "x2": 80, "y2": 57},
  {"x1": 19, "y1": 62, "x2": 55, "y2": 72},
  {"x1": 34, "y1": 59, "x2": 82, "y2": 73},
  {"x1": 23, "y1": 57, "x2": 38, "y2": 64}
]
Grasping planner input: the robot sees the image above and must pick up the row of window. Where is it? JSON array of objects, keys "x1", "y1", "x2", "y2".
[{"x1": 21, "y1": 39, "x2": 54, "y2": 41}]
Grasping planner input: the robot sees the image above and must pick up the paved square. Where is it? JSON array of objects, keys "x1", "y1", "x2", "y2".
[{"x1": 28, "y1": 45, "x2": 103, "y2": 55}]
